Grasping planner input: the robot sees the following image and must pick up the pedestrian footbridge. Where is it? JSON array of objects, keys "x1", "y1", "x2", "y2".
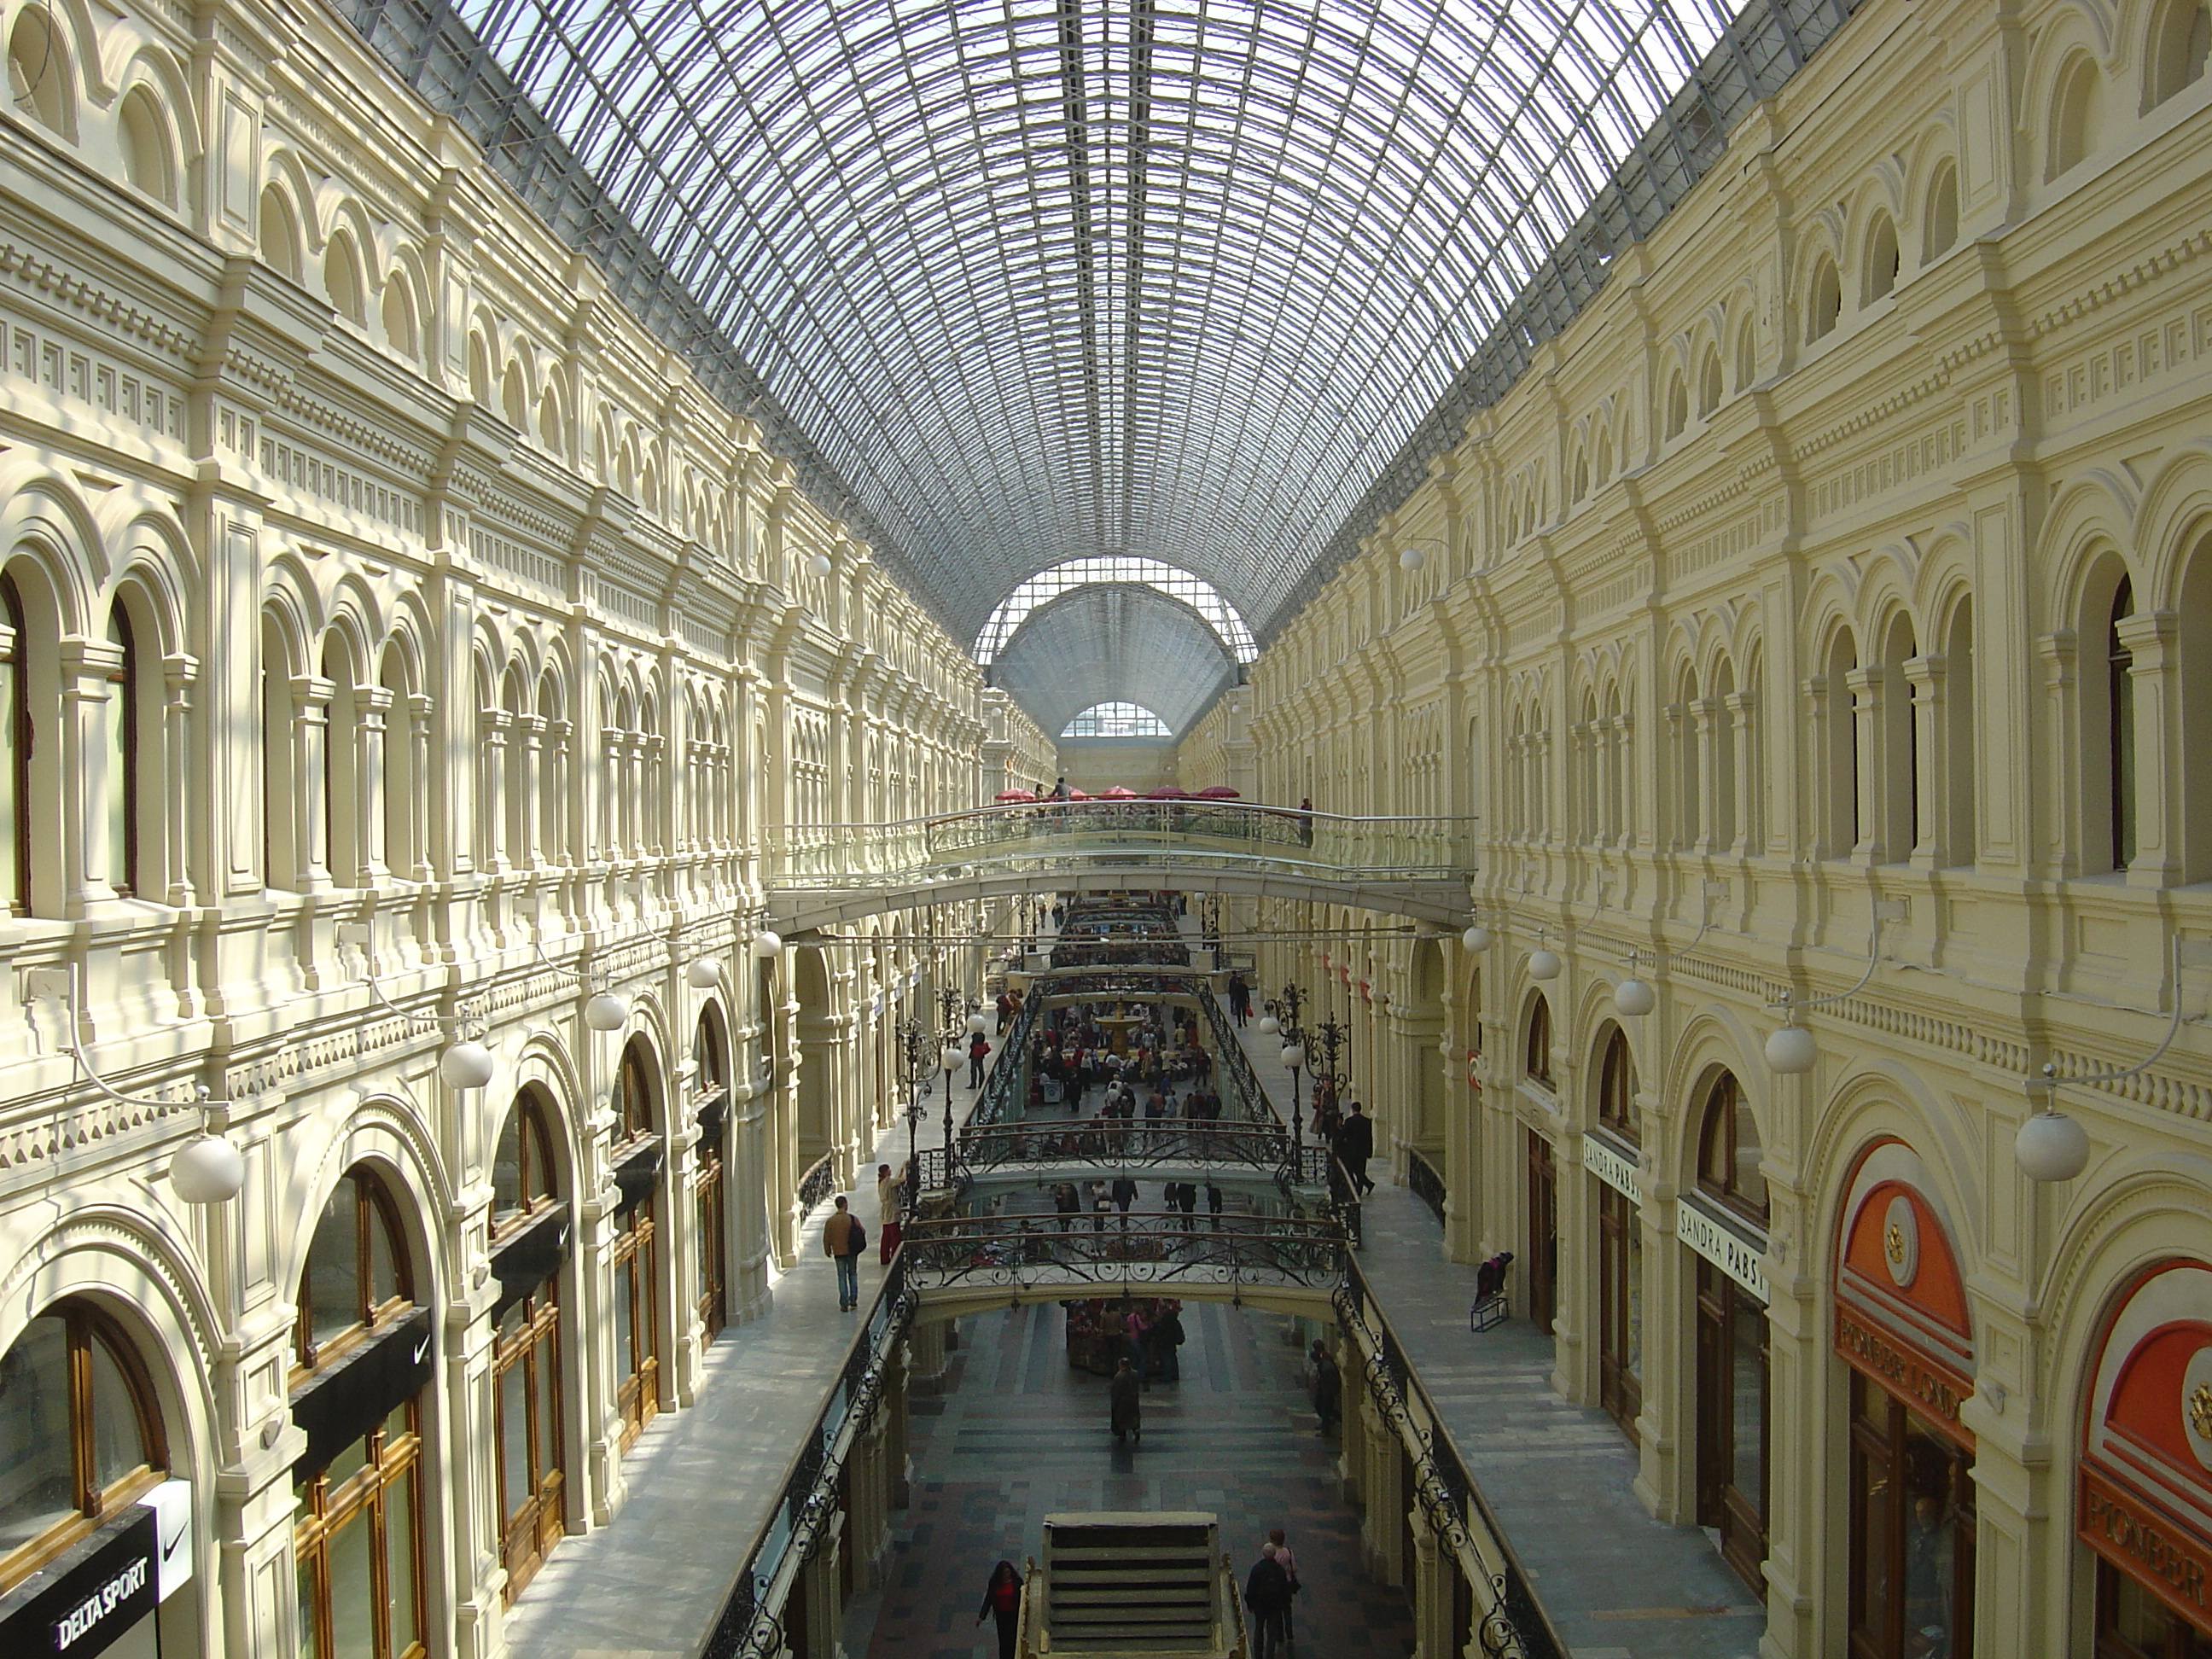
[{"x1": 765, "y1": 803, "x2": 1476, "y2": 930}]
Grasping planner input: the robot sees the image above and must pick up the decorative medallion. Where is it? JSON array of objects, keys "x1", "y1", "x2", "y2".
[
  {"x1": 2183, "y1": 1347, "x2": 2212, "y2": 1473},
  {"x1": 1883, "y1": 1191, "x2": 1919, "y2": 1289}
]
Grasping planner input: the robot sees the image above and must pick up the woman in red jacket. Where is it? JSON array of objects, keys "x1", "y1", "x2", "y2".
[{"x1": 975, "y1": 1559, "x2": 1023, "y2": 1659}]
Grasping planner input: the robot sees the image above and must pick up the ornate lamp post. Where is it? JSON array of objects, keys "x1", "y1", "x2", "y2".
[{"x1": 896, "y1": 1016, "x2": 929, "y2": 1207}]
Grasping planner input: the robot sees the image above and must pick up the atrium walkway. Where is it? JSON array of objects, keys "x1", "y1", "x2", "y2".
[{"x1": 1231, "y1": 1021, "x2": 1767, "y2": 1659}]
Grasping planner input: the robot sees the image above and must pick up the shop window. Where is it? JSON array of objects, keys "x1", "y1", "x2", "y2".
[
  {"x1": 2145, "y1": 0, "x2": 2212, "y2": 107},
  {"x1": 0, "y1": 1301, "x2": 165, "y2": 1588},
  {"x1": 294, "y1": 1400, "x2": 426, "y2": 1659},
  {"x1": 2097, "y1": 1555, "x2": 2212, "y2": 1657},
  {"x1": 694, "y1": 1009, "x2": 731, "y2": 1341},
  {"x1": 1598, "y1": 1184, "x2": 1643, "y2": 1441},
  {"x1": 490, "y1": 1091, "x2": 559, "y2": 1236},
  {"x1": 1525, "y1": 1130, "x2": 1557, "y2": 1336},
  {"x1": 1697, "y1": 1259, "x2": 1768, "y2": 1590},
  {"x1": 1524, "y1": 994, "x2": 1552, "y2": 1087},
  {"x1": 489, "y1": 1091, "x2": 566, "y2": 1602},
  {"x1": 611, "y1": 1039, "x2": 661, "y2": 1447},
  {"x1": 1597, "y1": 1026, "x2": 1639, "y2": 1141},
  {"x1": 1848, "y1": 1370, "x2": 1975, "y2": 1659},
  {"x1": 1697, "y1": 1071, "x2": 1767, "y2": 1223}
]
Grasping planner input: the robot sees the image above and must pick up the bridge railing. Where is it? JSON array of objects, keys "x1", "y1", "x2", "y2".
[
  {"x1": 769, "y1": 804, "x2": 1478, "y2": 885},
  {"x1": 902, "y1": 1210, "x2": 1346, "y2": 1297},
  {"x1": 955, "y1": 1117, "x2": 1290, "y2": 1174}
]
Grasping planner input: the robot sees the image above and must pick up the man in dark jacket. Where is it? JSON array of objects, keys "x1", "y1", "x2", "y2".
[
  {"x1": 1109, "y1": 1356, "x2": 1143, "y2": 1444},
  {"x1": 1243, "y1": 1544, "x2": 1292, "y2": 1658},
  {"x1": 1333, "y1": 1101, "x2": 1376, "y2": 1195}
]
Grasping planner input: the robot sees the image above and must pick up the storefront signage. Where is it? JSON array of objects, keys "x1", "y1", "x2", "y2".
[
  {"x1": 0, "y1": 1503, "x2": 159, "y2": 1659},
  {"x1": 1835, "y1": 1303, "x2": 1973, "y2": 1441},
  {"x1": 1582, "y1": 1131, "x2": 1641, "y2": 1204},
  {"x1": 2081, "y1": 1467, "x2": 2212, "y2": 1624},
  {"x1": 291, "y1": 1305, "x2": 434, "y2": 1479},
  {"x1": 1675, "y1": 1194, "x2": 1767, "y2": 1301}
]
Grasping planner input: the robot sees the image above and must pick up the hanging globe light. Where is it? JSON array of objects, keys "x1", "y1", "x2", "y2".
[
  {"x1": 686, "y1": 958, "x2": 721, "y2": 989},
  {"x1": 1614, "y1": 976, "x2": 1656, "y2": 1017},
  {"x1": 1399, "y1": 544, "x2": 1429, "y2": 572},
  {"x1": 584, "y1": 991, "x2": 630, "y2": 1032},
  {"x1": 806, "y1": 550, "x2": 835, "y2": 579},
  {"x1": 169, "y1": 1131, "x2": 246, "y2": 1204},
  {"x1": 1280, "y1": 1043, "x2": 1307, "y2": 1071},
  {"x1": 2015, "y1": 1108, "x2": 2091, "y2": 1182},
  {"x1": 1461, "y1": 923, "x2": 1492, "y2": 953},
  {"x1": 1766, "y1": 1020, "x2": 1818, "y2": 1074},
  {"x1": 1256, "y1": 1013, "x2": 1280, "y2": 1034},
  {"x1": 751, "y1": 930, "x2": 784, "y2": 958},
  {"x1": 438, "y1": 1039, "x2": 496, "y2": 1090},
  {"x1": 1527, "y1": 947, "x2": 1562, "y2": 981},
  {"x1": 940, "y1": 1045, "x2": 964, "y2": 1074}
]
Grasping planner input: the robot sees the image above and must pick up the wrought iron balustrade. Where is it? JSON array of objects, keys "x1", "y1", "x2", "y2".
[
  {"x1": 796, "y1": 1150, "x2": 838, "y2": 1214},
  {"x1": 956, "y1": 1116, "x2": 1291, "y2": 1174},
  {"x1": 1406, "y1": 1146, "x2": 1447, "y2": 1226},
  {"x1": 902, "y1": 1210, "x2": 1347, "y2": 1296}
]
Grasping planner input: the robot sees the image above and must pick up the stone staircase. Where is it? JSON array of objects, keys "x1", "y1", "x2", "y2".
[{"x1": 1032, "y1": 1512, "x2": 1235, "y2": 1655}]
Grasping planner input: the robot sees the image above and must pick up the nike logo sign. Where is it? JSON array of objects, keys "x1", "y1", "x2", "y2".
[
  {"x1": 411, "y1": 1336, "x2": 429, "y2": 1365},
  {"x1": 162, "y1": 1525, "x2": 185, "y2": 1561}
]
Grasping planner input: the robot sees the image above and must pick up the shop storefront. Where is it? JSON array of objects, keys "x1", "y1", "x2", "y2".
[
  {"x1": 1832, "y1": 1141, "x2": 1976, "y2": 1659},
  {"x1": 2077, "y1": 1260, "x2": 2212, "y2": 1659},
  {"x1": 488, "y1": 1090, "x2": 571, "y2": 1601},
  {"x1": 1589, "y1": 1025, "x2": 1643, "y2": 1441},
  {"x1": 1685, "y1": 1068, "x2": 1768, "y2": 1592}
]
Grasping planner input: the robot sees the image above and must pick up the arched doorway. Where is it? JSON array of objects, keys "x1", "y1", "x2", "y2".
[
  {"x1": 488, "y1": 1087, "x2": 570, "y2": 1599},
  {"x1": 609, "y1": 1038, "x2": 665, "y2": 1449},
  {"x1": 693, "y1": 1005, "x2": 731, "y2": 1342},
  {"x1": 1588, "y1": 1024, "x2": 1643, "y2": 1441},
  {"x1": 1685, "y1": 1068, "x2": 1769, "y2": 1591},
  {"x1": 289, "y1": 1165, "x2": 433, "y2": 1659}
]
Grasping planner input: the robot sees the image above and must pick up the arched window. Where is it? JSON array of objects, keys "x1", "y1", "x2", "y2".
[
  {"x1": 8, "y1": 9, "x2": 71, "y2": 136},
  {"x1": 1697, "y1": 346, "x2": 1724, "y2": 417},
  {"x1": 1825, "y1": 631, "x2": 1861, "y2": 857},
  {"x1": 1525, "y1": 994, "x2": 1553, "y2": 1087},
  {"x1": 102, "y1": 602, "x2": 139, "y2": 897},
  {"x1": 1665, "y1": 370, "x2": 1689, "y2": 439},
  {"x1": 117, "y1": 87, "x2": 173, "y2": 206},
  {"x1": 1865, "y1": 213, "x2": 1900, "y2": 302},
  {"x1": 501, "y1": 364, "x2": 530, "y2": 431},
  {"x1": 488, "y1": 1091, "x2": 565, "y2": 1598},
  {"x1": 693, "y1": 1008, "x2": 731, "y2": 1341},
  {"x1": 1597, "y1": 1025, "x2": 1639, "y2": 1141},
  {"x1": 2110, "y1": 575, "x2": 2138, "y2": 871},
  {"x1": 1735, "y1": 320, "x2": 1758, "y2": 389},
  {"x1": 295, "y1": 1168, "x2": 414, "y2": 1370},
  {"x1": 610, "y1": 1039, "x2": 661, "y2": 1447},
  {"x1": 293, "y1": 1167, "x2": 427, "y2": 1659},
  {"x1": 2146, "y1": 0, "x2": 2211, "y2": 106},
  {"x1": 0, "y1": 1301, "x2": 165, "y2": 1586},
  {"x1": 1924, "y1": 163, "x2": 1959, "y2": 261},
  {"x1": 468, "y1": 333, "x2": 491, "y2": 405},
  {"x1": 2050, "y1": 54, "x2": 2100, "y2": 179},
  {"x1": 324, "y1": 232, "x2": 364, "y2": 326},
  {"x1": 0, "y1": 573, "x2": 26, "y2": 912},
  {"x1": 1697, "y1": 1071, "x2": 1767, "y2": 1222},
  {"x1": 1944, "y1": 601, "x2": 1976, "y2": 866},
  {"x1": 1878, "y1": 614, "x2": 1918, "y2": 864},
  {"x1": 1807, "y1": 257, "x2": 1842, "y2": 341},
  {"x1": 258, "y1": 184, "x2": 300, "y2": 282},
  {"x1": 380, "y1": 275, "x2": 417, "y2": 363}
]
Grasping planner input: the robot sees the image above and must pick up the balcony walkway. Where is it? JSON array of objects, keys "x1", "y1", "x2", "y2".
[{"x1": 1229, "y1": 1022, "x2": 1767, "y2": 1659}]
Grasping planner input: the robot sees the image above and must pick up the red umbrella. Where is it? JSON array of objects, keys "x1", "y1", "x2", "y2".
[
  {"x1": 1195, "y1": 785, "x2": 1242, "y2": 799},
  {"x1": 994, "y1": 789, "x2": 1037, "y2": 802},
  {"x1": 1068, "y1": 789, "x2": 1091, "y2": 800},
  {"x1": 1101, "y1": 786, "x2": 1138, "y2": 799},
  {"x1": 1147, "y1": 785, "x2": 1191, "y2": 799}
]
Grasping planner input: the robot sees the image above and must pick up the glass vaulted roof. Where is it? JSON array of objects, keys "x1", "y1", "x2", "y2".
[{"x1": 350, "y1": 0, "x2": 1853, "y2": 731}]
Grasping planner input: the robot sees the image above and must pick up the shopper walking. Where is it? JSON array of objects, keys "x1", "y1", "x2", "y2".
[
  {"x1": 1310, "y1": 1339, "x2": 1341, "y2": 1436},
  {"x1": 823, "y1": 1195, "x2": 865, "y2": 1310},
  {"x1": 1206, "y1": 1179, "x2": 1224, "y2": 1230},
  {"x1": 1227, "y1": 973, "x2": 1251, "y2": 1026},
  {"x1": 968, "y1": 1030, "x2": 991, "y2": 1089},
  {"x1": 1267, "y1": 1529, "x2": 1301, "y2": 1645},
  {"x1": 975, "y1": 1560, "x2": 1023, "y2": 1659},
  {"x1": 1243, "y1": 1543, "x2": 1292, "y2": 1659},
  {"x1": 1334, "y1": 1101, "x2": 1377, "y2": 1196},
  {"x1": 1109, "y1": 1356, "x2": 1143, "y2": 1444}
]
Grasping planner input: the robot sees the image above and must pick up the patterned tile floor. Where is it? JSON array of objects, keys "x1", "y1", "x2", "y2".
[{"x1": 854, "y1": 1301, "x2": 1417, "y2": 1659}]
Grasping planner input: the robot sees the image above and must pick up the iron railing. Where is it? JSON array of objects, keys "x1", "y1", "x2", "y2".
[
  {"x1": 1333, "y1": 1257, "x2": 1567, "y2": 1659},
  {"x1": 795, "y1": 1150, "x2": 838, "y2": 1214},
  {"x1": 1195, "y1": 984, "x2": 1278, "y2": 1126},
  {"x1": 902, "y1": 1210, "x2": 1347, "y2": 1297},
  {"x1": 956, "y1": 1117, "x2": 1290, "y2": 1174},
  {"x1": 1406, "y1": 1147, "x2": 1447, "y2": 1227},
  {"x1": 700, "y1": 1250, "x2": 919, "y2": 1659},
  {"x1": 968, "y1": 990, "x2": 1044, "y2": 1130}
]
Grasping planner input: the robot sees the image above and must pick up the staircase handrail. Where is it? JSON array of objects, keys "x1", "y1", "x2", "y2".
[{"x1": 1196, "y1": 989, "x2": 1277, "y2": 1126}]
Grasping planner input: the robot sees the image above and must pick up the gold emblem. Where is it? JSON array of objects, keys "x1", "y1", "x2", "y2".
[
  {"x1": 1885, "y1": 1221, "x2": 1906, "y2": 1264},
  {"x1": 2190, "y1": 1380, "x2": 2212, "y2": 1442}
]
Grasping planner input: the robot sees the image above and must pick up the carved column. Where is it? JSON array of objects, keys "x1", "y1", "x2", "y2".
[
  {"x1": 2117, "y1": 608, "x2": 2180, "y2": 885},
  {"x1": 293, "y1": 672, "x2": 336, "y2": 890},
  {"x1": 1903, "y1": 654, "x2": 1947, "y2": 868},
  {"x1": 161, "y1": 653, "x2": 199, "y2": 907},
  {"x1": 357, "y1": 683, "x2": 394, "y2": 880}
]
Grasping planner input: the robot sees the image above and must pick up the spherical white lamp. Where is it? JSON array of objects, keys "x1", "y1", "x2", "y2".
[
  {"x1": 438, "y1": 1039, "x2": 497, "y2": 1091},
  {"x1": 1766, "y1": 1021, "x2": 1818, "y2": 1075},
  {"x1": 1280, "y1": 1043, "x2": 1307, "y2": 1071},
  {"x1": 1399, "y1": 544, "x2": 1429, "y2": 572},
  {"x1": 751, "y1": 930, "x2": 784, "y2": 959},
  {"x1": 940, "y1": 1045, "x2": 964, "y2": 1074},
  {"x1": 1614, "y1": 976, "x2": 1656, "y2": 1017},
  {"x1": 170, "y1": 1132, "x2": 246, "y2": 1204},
  {"x1": 806, "y1": 550, "x2": 835, "y2": 579},
  {"x1": 1461, "y1": 923, "x2": 1492, "y2": 953},
  {"x1": 2015, "y1": 1107, "x2": 2091, "y2": 1183},
  {"x1": 968, "y1": 1010, "x2": 990, "y2": 1036},
  {"x1": 1256, "y1": 1013, "x2": 1280, "y2": 1035},
  {"x1": 1527, "y1": 947, "x2": 1561, "y2": 981},
  {"x1": 686, "y1": 958, "x2": 721, "y2": 989},
  {"x1": 584, "y1": 991, "x2": 629, "y2": 1032}
]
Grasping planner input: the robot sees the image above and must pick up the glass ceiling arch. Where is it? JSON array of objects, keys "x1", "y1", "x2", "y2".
[
  {"x1": 358, "y1": 0, "x2": 1757, "y2": 654},
  {"x1": 976, "y1": 558, "x2": 1255, "y2": 664},
  {"x1": 991, "y1": 583, "x2": 1237, "y2": 737},
  {"x1": 1063, "y1": 702, "x2": 1173, "y2": 738}
]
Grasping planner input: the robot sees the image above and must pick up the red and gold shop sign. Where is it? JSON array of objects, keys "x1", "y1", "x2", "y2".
[
  {"x1": 1832, "y1": 1140, "x2": 1976, "y2": 1447},
  {"x1": 2078, "y1": 1260, "x2": 2212, "y2": 1637},
  {"x1": 2081, "y1": 1466, "x2": 2212, "y2": 1627}
]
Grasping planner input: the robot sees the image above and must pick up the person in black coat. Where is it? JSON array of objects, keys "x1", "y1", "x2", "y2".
[
  {"x1": 975, "y1": 1560, "x2": 1023, "y2": 1659},
  {"x1": 1243, "y1": 1544, "x2": 1292, "y2": 1658},
  {"x1": 1333, "y1": 1101, "x2": 1376, "y2": 1195},
  {"x1": 1109, "y1": 1356, "x2": 1143, "y2": 1443}
]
